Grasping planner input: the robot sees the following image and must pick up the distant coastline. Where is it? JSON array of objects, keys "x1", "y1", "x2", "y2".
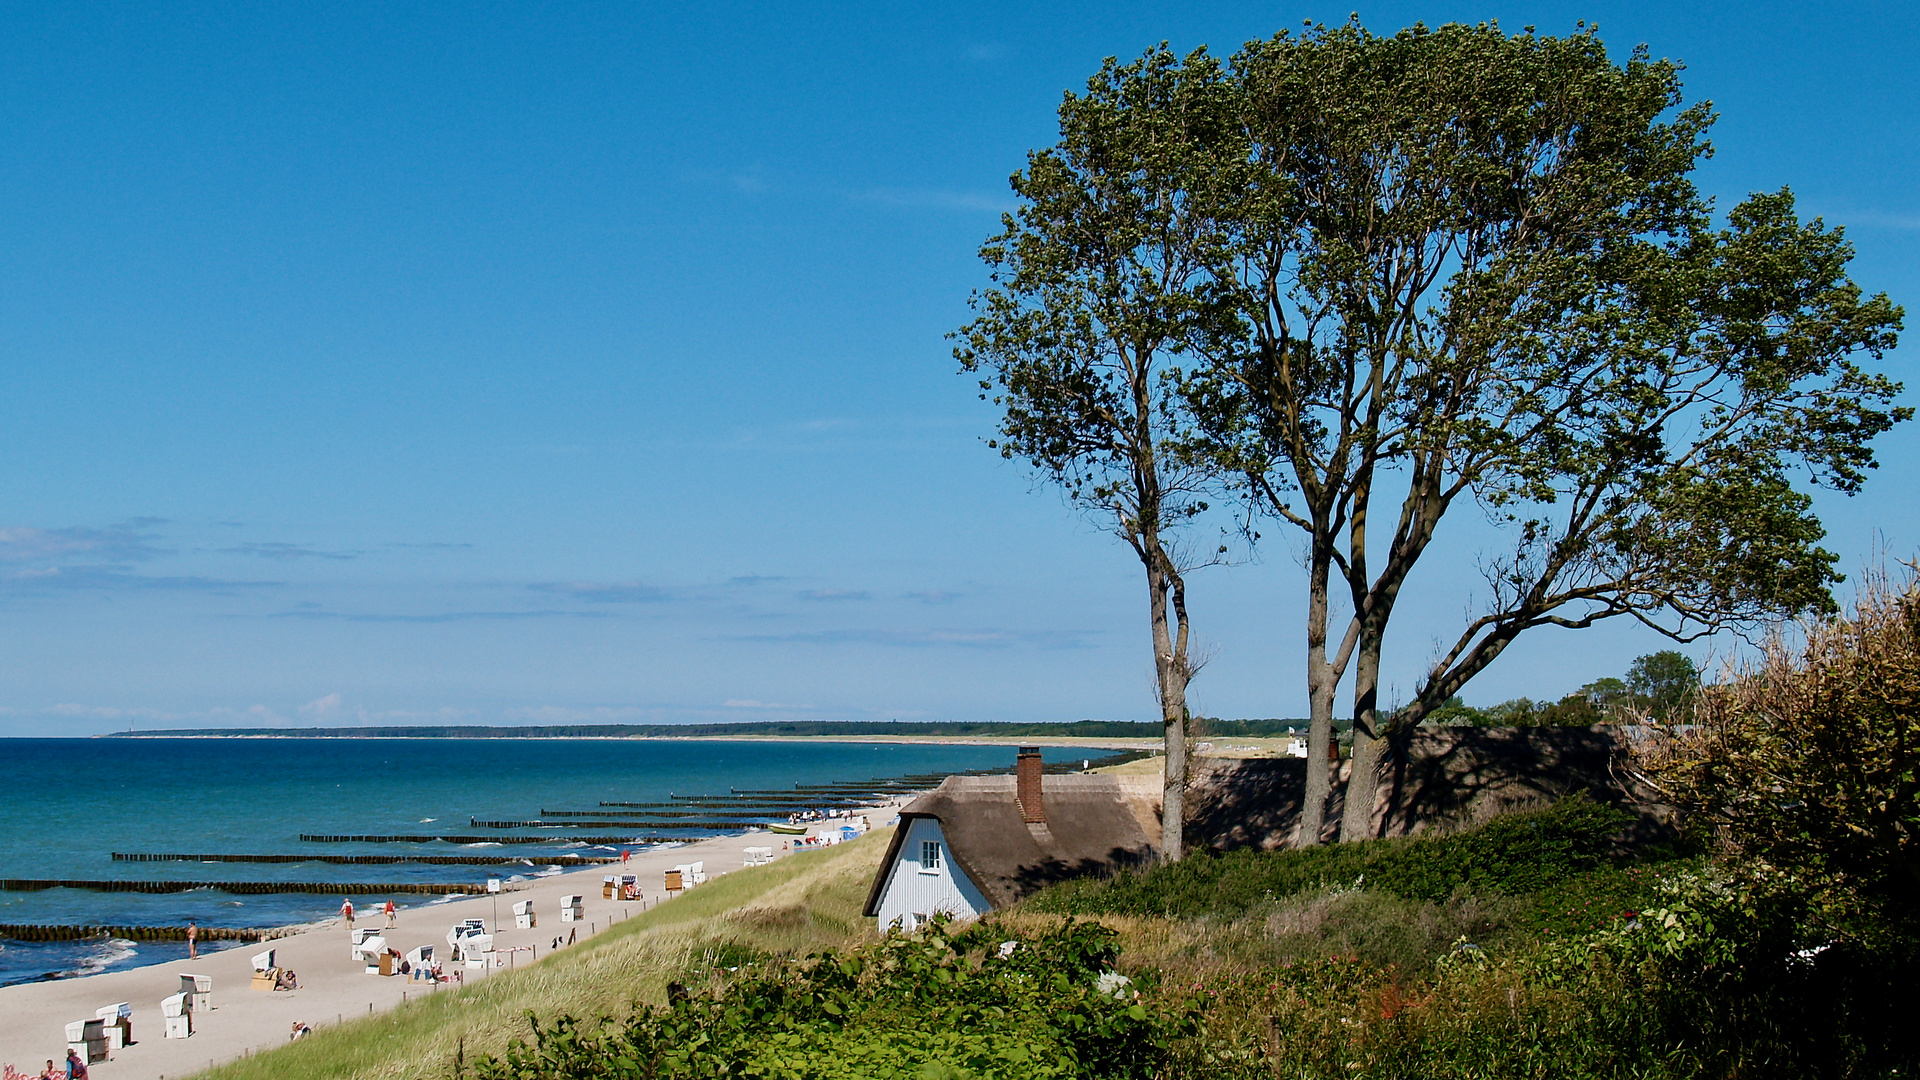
[{"x1": 97, "y1": 719, "x2": 1303, "y2": 742}]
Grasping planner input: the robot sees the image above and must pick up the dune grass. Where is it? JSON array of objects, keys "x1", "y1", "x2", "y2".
[{"x1": 193, "y1": 831, "x2": 890, "y2": 1080}]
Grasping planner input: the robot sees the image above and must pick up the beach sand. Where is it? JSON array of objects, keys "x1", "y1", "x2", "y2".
[{"x1": 0, "y1": 809, "x2": 900, "y2": 1080}]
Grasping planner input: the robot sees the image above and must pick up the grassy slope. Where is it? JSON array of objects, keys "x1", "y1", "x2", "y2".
[{"x1": 196, "y1": 830, "x2": 890, "y2": 1080}]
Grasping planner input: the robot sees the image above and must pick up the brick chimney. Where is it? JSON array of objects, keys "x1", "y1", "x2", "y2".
[{"x1": 1015, "y1": 746, "x2": 1045, "y2": 823}]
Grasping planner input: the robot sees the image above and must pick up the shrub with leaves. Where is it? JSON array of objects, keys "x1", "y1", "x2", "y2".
[
  {"x1": 1031, "y1": 797, "x2": 1635, "y2": 919},
  {"x1": 1640, "y1": 573, "x2": 1920, "y2": 938},
  {"x1": 463, "y1": 918, "x2": 1198, "y2": 1080}
]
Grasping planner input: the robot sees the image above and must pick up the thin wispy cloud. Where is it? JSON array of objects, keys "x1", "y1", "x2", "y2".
[
  {"x1": 268, "y1": 608, "x2": 613, "y2": 623},
  {"x1": 725, "y1": 627, "x2": 1094, "y2": 649},
  {"x1": 905, "y1": 590, "x2": 961, "y2": 604},
  {"x1": 1, "y1": 565, "x2": 276, "y2": 593},
  {"x1": 0, "y1": 523, "x2": 169, "y2": 563},
  {"x1": 220, "y1": 541, "x2": 360, "y2": 561},
  {"x1": 798, "y1": 589, "x2": 871, "y2": 602},
  {"x1": 531, "y1": 581, "x2": 671, "y2": 603}
]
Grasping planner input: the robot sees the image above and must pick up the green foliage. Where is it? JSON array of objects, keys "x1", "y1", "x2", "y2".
[
  {"x1": 1625, "y1": 651, "x2": 1699, "y2": 718},
  {"x1": 462, "y1": 919, "x2": 1199, "y2": 1080},
  {"x1": 1431, "y1": 653, "x2": 1691, "y2": 726},
  {"x1": 1032, "y1": 798, "x2": 1634, "y2": 918},
  {"x1": 1645, "y1": 575, "x2": 1920, "y2": 938}
]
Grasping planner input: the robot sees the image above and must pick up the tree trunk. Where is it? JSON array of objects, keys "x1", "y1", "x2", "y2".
[
  {"x1": 1298, "y1": 541, "x2": 1337, "y2": 846},
  {"x1": 1144, "y1": 545, "x2": 1189, "y2": 861},
  {"x1": 1161, "y1": 706, "x2": 1186, "y2": 859},
  {"x1": 1339, "y1": 626, "x2": 1386, "y2": 842}
]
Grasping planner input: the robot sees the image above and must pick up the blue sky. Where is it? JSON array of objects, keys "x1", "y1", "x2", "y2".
[{"x1": 2, "y1": 1, "x2": 1914, "y2": 736}]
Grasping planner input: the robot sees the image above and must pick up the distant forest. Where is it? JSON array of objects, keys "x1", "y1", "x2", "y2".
[{"x1": 107, "y1": 718, "x2": 1309, "y2": 739}]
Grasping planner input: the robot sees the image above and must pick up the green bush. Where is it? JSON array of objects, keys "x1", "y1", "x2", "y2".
[
  {"x1": 1161, "y1": 871, "x2": 1920, "y2": 1079},
  {"x1": 1032, "y1": 797, "x2": 1638, "y2": 918},
  {"x1": 463, "y1": 919, "x2": 1199, "y2": 1080}
]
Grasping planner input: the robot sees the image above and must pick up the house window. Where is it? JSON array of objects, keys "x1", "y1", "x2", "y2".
[{"x1": 919, "y1": 840, "x2": 942, "y2": 873}]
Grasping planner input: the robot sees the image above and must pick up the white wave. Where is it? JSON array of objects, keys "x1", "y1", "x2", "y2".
[
  {"x1": 463, "y1": 842, "x2": 503, "y2": 848},
  {"x1": 427, "y1": 893, "x2": 471, "y2": 905},
  {"x1": 420, "y1": 818, "x2": 437, "y2": 823},
  {"x1": 65, "y1": 937, "x2": 138, "y2": 978}
]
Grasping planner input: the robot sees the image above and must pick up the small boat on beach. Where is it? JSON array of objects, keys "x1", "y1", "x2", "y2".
[{"x1": 767, "y1": 824, "x2": 806, "y2": 835}]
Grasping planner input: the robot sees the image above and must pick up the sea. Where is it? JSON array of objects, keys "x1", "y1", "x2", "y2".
[{"x1": 0, "y1": 737, "x2": 1105, "y2": 987}]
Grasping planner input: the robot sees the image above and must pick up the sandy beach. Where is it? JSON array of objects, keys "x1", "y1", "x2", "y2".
[{"x1": 0, "y1": 809, "x2": 901, "y2": 1080}]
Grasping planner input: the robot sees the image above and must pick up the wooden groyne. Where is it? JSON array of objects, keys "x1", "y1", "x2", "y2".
[
  {"x1": 112, "y1": 853, "x2": 620, "y2": 866},
  {"x1": 0, "y1": 879, "x2": 511, "y2": 896},
  {"x1": 468, "y1": 819, "x2": 776, "y2": 830},
  {"x1": 537, "y1": 809, "x2": 784, "y2": 819},
  {"x1": 595, "y1": 795, "x2": 879, "y2": 803},
  {"x1": 300, "y1": 834, "x2": 680, "y2": 845},
  {"x1": 0, "y1": 923, "x2": 302, "y2": 943}
]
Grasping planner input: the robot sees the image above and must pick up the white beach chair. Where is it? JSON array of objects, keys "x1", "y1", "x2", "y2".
[
  {"x1": 161, "y1": 992, "x2": 193, "y2": 1039},
  {"x1": 560, "y1": 894, "x2": 584, "y2": 922},
  {"x1": 512, "y1": 898, "x2": 536, "y2": 929},
  {"x1": 95, "y1": 1003, "x2": 132, "y2": 1049},
  {"x1": 353, "y1": 930, "x2": 385, "y2": 972},
  {"x1": 180, "y1": 973, "x2": 212, "y2": 1013},
  {"x1": 66, "y1": 1018, "x2": 108, "y2": 1063}
]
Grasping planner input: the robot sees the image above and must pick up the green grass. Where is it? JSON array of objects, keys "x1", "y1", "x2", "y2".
[{"x1": 193, "y1": 830, "x2": 891, "y2": 1080}]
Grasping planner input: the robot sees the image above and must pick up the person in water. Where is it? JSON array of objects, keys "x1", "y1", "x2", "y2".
[{"x1": 186, "y1": 920, "x2": 198, "y2": 959}]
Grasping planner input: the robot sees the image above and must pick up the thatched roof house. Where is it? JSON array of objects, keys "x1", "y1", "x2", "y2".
[{"x1": 863, "y1": 748, "x2": 1158, "y2": 930}]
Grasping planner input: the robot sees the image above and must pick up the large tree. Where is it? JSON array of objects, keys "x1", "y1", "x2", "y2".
[
  {"x1": 1183, "y1": 21, "x2": 1905, "y2": 842},
  {"x1": 954, "y1": 47, "x2": 1233, "y2": 859}
]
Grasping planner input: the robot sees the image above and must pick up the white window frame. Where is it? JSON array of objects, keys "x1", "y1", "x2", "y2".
[{"x1": 918, "y1": 840, "x2": 942, "y2": 874}]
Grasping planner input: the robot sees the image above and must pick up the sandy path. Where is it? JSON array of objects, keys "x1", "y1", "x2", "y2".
[{"x1": 0, "y1": 811, "x2": 897, "y2": 1080}]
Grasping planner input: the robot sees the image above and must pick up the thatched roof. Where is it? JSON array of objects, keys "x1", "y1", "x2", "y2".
[{"x1": 862, "y1": 774, "x2": 1158, "y2": 915}]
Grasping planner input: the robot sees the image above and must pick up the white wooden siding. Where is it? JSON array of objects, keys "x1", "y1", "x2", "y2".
[{"x1": 873, "y1": 817, "x2": 992, "y2": 930}]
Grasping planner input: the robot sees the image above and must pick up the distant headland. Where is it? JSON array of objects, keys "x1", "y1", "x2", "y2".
[{"x1": 101, "y1": 719, "x2": 1306, "y2": 740}]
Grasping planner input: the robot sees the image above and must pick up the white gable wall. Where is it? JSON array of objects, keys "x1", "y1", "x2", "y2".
[{"x1": 873, "y1": 817, "x2": 992, "y2": 931}]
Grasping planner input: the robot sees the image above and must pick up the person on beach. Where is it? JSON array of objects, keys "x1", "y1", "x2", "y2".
[
  {"x1": 63, "y1": 1049, "x2": 85, "y2": 1080},
  {"x1": 383, "y1": 899, "x2": 396, "y2": 927},
  {"x1": 341, "y1": 899, "x2": 355, "y2": 932},
  {"x1": 39, "y1": 1058, "x2": 56, "y2": 1078},
  {"x1": 186, "y1": 919, "x2": 197, "y2": 958}
]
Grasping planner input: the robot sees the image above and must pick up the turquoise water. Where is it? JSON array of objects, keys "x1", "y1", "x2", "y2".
[{"x1": 0, "y1": 737, "x2": 1095, "y2": 985}]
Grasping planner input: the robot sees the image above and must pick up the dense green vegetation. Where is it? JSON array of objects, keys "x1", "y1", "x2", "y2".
[
  {"x1": 455, "y1": 793, "x2": 1916, "y2": 1078},
  {"x1": 1029, "y1": 798, "x2": 1641, "y2": 919},
  {"x1": 465, "y1": 920, "x2": 1189, "y2": 1080},
  {"x1": 1430, "y1": 651, "x2": 1702, "y2": 727}
]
